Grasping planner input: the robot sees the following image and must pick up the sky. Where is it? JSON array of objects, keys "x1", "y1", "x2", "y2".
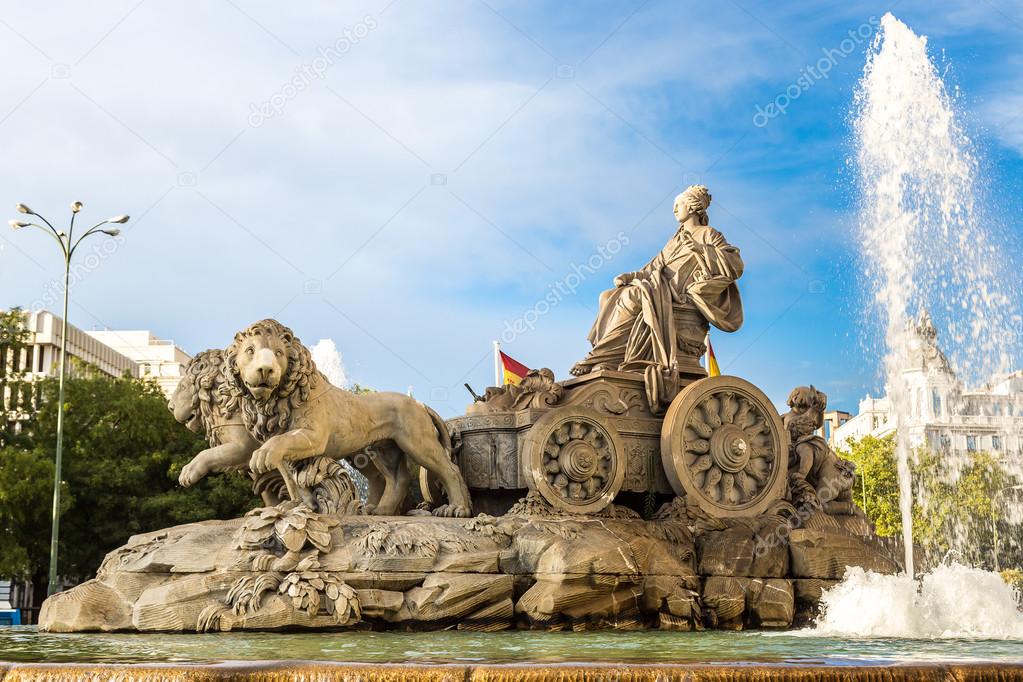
[{"x1": 1, "y1": 0, "x2": 1022, "y2": 417}]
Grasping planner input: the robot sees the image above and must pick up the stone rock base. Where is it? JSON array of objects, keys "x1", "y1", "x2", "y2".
[{"x1": 41, "y1": 505, "x2": 902, "y2": 633}]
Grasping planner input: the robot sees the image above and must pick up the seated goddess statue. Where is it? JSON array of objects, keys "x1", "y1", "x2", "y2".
[{"x1": 569, "y1": 185, "x2": 744, "y2": 412}]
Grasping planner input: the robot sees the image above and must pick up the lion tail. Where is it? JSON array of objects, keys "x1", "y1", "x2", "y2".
[{"x1": 421, "y1": 403, "x2": 453, "y2": 455}]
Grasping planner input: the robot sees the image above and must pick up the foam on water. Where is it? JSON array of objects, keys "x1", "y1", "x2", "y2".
[{"x1": 811, "y1": 564, "x2": 1023, "y2": 639}]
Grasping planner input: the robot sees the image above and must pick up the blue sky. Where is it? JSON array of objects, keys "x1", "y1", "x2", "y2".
[{"x1": 1, "y1": 0, "x2": 1021, "y2": 417}]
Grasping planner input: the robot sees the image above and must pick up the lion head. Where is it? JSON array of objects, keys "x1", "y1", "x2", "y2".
[
  {"x1": 170, "y1": 349, "x2": 233, "y2": 445},
  {"x1": 222, "y1": 319, "x2": 317, "y2": 442}
]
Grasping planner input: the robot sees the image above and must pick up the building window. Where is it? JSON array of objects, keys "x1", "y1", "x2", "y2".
[
  {"x1": 992, "y1": 435, "x2": 1002, "y2": 451},
  {"x1": 932, "y1": 389, "x2": 942, "y2": 417},
  {"x1": 966, "y1": 435, "x2": 977, "y2": 452}
]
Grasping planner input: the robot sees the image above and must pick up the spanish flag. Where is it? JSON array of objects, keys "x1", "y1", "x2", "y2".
[
  {"x1": 499, "y1": 350, "x2": 530, "y2": 386},
  {"x1": 706, "y1": 337, "x2": 721, "y2": 377}
]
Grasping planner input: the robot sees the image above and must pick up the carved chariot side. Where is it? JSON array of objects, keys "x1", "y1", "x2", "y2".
[{"x1": 424, "y1": 369, "x2": 789, "y2": 518}]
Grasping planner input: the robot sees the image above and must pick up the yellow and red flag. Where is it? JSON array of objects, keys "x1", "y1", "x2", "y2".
[
  {"x1": 499, "y1": 350, "x2": 530, "y2": 386},
  {"x1": 706, "y1": 337, "x2": 721, "y2": 377}
]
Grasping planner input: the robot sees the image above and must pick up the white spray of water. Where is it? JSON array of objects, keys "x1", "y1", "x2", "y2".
[
  {"x1": 853, "y1": 13, "x2": 1021, "y2": 573},
  {"x1": 812, "y1": 565, "x2": 1023, "y2": 639},
  {"x1": 310, "y1": 339, "x2": 348, "y2": 388}
]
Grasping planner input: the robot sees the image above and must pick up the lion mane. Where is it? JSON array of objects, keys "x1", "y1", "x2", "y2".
[
  {"x1": 181, "y1": 349, "x2": 234, "y2": 446},
  {"x1": 221, "y1": 319, "x2": 317, "y2": 442}
]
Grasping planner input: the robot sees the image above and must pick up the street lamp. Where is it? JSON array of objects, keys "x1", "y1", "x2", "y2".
[
  {"x1": 9, "y1": 201, "x2": 128, "y2": 596},
  {"x1": 991, "y1": 483, "x2": 1023, "y2": 573}
]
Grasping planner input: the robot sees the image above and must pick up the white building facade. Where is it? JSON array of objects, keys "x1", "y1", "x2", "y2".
[
  {"x1": 2, "y1": 310, "x2": 190, "y2": 403},
  {"x1": 85, "y1": 330, "x2": 191, "y2": 397},
  {"x1": 20, "y1": 310, "x2": 136, "y2": 380},
  {"x1": 833, "y1": 312, "x2": 1023, "y2": 460}
]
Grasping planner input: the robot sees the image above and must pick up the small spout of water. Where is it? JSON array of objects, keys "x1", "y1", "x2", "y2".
[{"x1": 311, "y1": 338, "x2": 349, "y2": 388}]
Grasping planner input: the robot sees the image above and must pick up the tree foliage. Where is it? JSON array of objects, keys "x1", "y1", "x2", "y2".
[{"x1": 841, "y1": 434, "x2": 1021, "y2": 569}]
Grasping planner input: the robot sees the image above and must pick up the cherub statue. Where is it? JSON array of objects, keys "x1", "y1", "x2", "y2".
[{"x1": 782, "y1": 386, "x2": 856, "y2": 515}]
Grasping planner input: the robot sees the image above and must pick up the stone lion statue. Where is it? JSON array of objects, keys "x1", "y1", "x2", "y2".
[
  {"x1": 221, "y1": 319, "x2": 473, "y2": 517},
  {"x1": 170, "y1": 349, "x2": 268, "y2": 494},
  {"x1": 170, "y1": 348, "x2": 400, "y2": 514}
]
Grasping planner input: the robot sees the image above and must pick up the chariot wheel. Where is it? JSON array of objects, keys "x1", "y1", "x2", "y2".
[
  {"x1": 659, "y1": 375, "x2": 788, "y2": 517},
  {"x1": 523, "y1": 407, "x2": 625, "y2": 514}
]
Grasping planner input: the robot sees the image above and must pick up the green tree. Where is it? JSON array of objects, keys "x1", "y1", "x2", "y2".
[
  {"x1": 912, "y1": 449, "x2": 1011, "y2": 565},
  {"x1": 841, "y1": 435, "x2": 1019, "y2": 569},
  {"x1": 840, "y1": 434, "x2": 902, "y2": 536}
]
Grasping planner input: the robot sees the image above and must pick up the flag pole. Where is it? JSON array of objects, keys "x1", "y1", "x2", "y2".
[{"x1": 493, "y1": 340, "x2": 501, "y2": 387}]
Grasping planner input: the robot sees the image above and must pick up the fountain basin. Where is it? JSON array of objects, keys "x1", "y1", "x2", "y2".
[{"x1": 2, "y1": 628, "x2": 1023, "y2": 680}]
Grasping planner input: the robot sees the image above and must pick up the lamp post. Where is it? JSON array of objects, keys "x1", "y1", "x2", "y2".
[
  {"x1": 991, "y1": 483, "x2": 1023, "y2": 573},
  {"x1": 9, "y1": 202, "x2": 128, "y2": 596}
]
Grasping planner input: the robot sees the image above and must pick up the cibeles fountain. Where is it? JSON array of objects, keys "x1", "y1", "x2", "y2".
[
  {"x1": 21, "y1": 11, "x2": 1023, "y2": 679},
  {"x1": 40, "y1": 184, "x2": 900, "y2": 635}
]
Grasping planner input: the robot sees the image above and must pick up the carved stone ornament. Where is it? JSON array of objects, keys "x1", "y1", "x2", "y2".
[
  {"x1": 660, "y1": 376, "x2": 788, "y2": 517},
  {"x1": 523, "y1": 407, "x2": 626, "y2": 514}
]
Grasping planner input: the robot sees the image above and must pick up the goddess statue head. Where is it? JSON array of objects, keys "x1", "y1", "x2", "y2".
[{"x1": 673, "y1": 185, "x2": 712, "y2": 226}]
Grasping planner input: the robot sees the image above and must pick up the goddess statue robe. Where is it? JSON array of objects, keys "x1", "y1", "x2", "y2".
[{"x1": 574, "y1": 223, "x2": 744, "y2": 407}]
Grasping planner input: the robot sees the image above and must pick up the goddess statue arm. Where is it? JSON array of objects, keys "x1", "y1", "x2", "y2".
[{"x1": 613, "y1": 242, "x2": 671, "y2": 287}]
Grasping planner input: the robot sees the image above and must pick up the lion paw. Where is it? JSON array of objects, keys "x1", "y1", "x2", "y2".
[
  {"x1": 178, "y1": 461, "x2": 205, "y2": 487},
  {"x1": 432, "y1": 504, "x2": 471, "y2": 518},
  {"x1": 249, "y1": 447, "x2": 283, "y2": 474}
]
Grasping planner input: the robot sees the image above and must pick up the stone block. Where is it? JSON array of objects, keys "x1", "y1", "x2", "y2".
[
  {"x1": 789, "y1": 528, "x2": 900, "y2": 579},
  {"x1": 701, "y1": 577, "x2": 793, "y2": 630},
  {"x1": 39, "y1": 580, "x2": 133, "y2": 632},
  {"x1": 697, "y1": 524, "x2": 788, "y2": 577},
  {"x1": 747, "y1": 578, "x2": 793, "y2": 629},
  {"x1": 792, "y1": 578, "x2": 839, "y2": 626}
]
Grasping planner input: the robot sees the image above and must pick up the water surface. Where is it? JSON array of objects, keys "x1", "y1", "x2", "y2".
[{"x1": 2, "y1": 627, "x2": 1021, "y2": 666}]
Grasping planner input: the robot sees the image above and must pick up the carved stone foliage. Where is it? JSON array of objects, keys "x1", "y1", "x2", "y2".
[
  {"x1": 471, "y1": 368, "x2": 563, "y2": 414},
  {"x1": 563, "y1": 384, "x2": 646, "y2": 418}
]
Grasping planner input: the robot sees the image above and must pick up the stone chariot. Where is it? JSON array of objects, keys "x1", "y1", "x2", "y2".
[{"x1": 428, "y1": 368, "x2": 789, "y2": 518}]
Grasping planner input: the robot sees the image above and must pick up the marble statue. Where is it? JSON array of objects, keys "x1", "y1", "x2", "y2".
[
  {"x1": 223, "y1": 319, "x2": 472, "y2": 517},
  {"x1": 570, "y1": 185, "x2": 744, "y2": 413},
  {"x1": 40, "y1": 185, "x2": 901, "y2": 636},
  {"x1": 171, "y1": 347, "x2": 396, "y2": 514},
  {"x1": 783, "y1": 386, "x2": 857, "y2": 516}
]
